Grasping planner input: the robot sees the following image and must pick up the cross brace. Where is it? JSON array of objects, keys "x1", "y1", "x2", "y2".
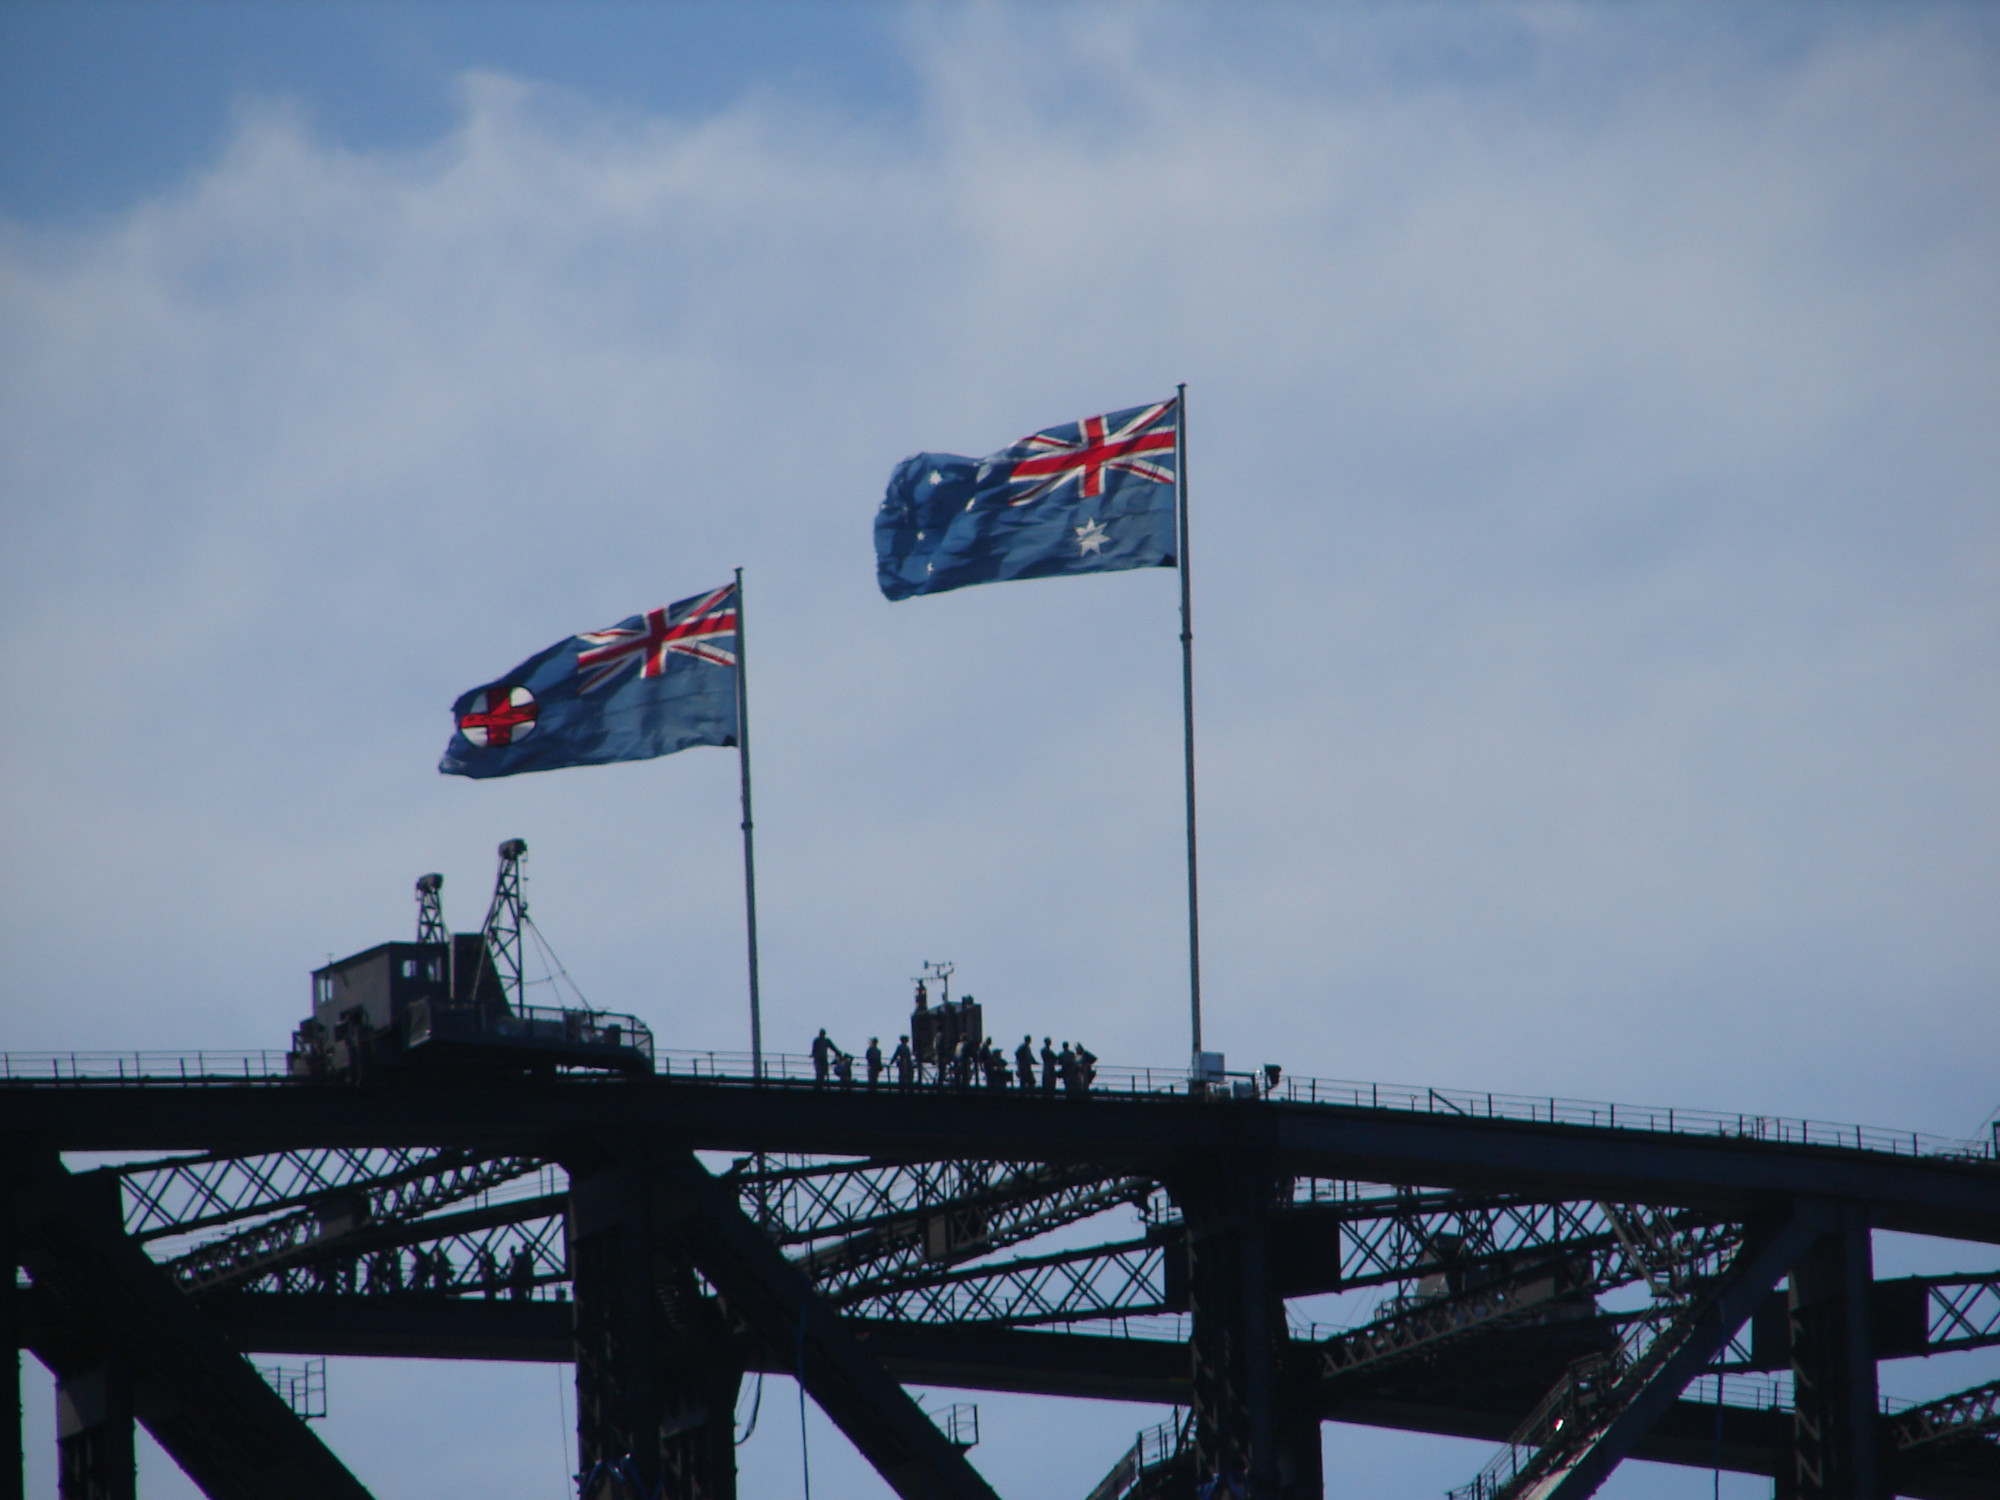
[
  {"x1": 1498, "y1": 1202, "x2": 1831, "y2": 1500},
  {"x1": 650, "y1": 1148, "x2": 1002, "y2": 1500},
  {"x1": 13, "y1": 1159, "x2": 374, "y2": 1500}
]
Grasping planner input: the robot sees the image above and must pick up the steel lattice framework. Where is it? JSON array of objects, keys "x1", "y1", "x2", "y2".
[{"x1": 8, "y1": 1057, "x2": 2000, "y2": 1500}]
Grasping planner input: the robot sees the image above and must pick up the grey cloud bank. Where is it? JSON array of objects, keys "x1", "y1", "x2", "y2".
[{"x1": 2, "y1": 7, "x2": 1997, "y2": 1495}]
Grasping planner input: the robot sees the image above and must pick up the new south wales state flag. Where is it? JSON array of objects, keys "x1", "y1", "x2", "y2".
[{"x1": 439, "y1": 584, "x2": 739, "y2": 779}]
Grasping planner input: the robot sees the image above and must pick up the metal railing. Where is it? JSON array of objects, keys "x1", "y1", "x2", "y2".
[
  {"x1": 1451, "y1": 1348, "x2": 1627, "y2": 1500},
  {"x1": 928, "y1": 1401, "x2": 979, "y2": 1450},
  {"x1": 253, "y1": 1356, "x2": 327, "y2": 1420},
  {"x1": 1086, "y1": 1409, "x2": 1190, "y2": 1500},
  {"x1": 1261, "y1": 1075, "x2": 1987, "y2": 1162},
  {"x1": 4, "y1": 1044, "x2": 1990, "y2": 1166},
  {"x1": 651, "y1": 1050, "x2": 1991, "y2": 1164},
  {"x1": 0, "y1": 1051, "x2": 292, "y2": 1083},
  {"x1": 1682, "y1": 1371, "x2": 1791, "y2": 1412}
]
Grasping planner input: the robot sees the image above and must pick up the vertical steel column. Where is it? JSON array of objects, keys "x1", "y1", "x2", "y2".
[
  {"x1": 1240, "y1": 1192, "x2": 1279, "y2": 1497},
  {"x1": 1788, "y1": 1206, "x2": 1882, "y2": 1500},
  {"x1": 572, "y1": 1161, "x2": 667, "y2": 1500},
  {"x1": 54, "y1": 1365, "x2": 134, "y2": 1500},
  {"x1": 1276, "y1": 1384, "x2": 1324, "y2": 1500},
  {"x1": 569, "y1": 1157, "x2": 743, "y2": 1500},
  {"x1": 2, "y1": 1173, "x2": 19, "y2": 1500},
  {"x1": 1180, "y1": 1162, "x2": 1289, "y2": 1498},
  {"x1": 1185, "y1": 1198, "x2": 1246, "y2": 1492},
  {"x1": 652, "y1": 1255, "x2": 742, "y2": 1500}
]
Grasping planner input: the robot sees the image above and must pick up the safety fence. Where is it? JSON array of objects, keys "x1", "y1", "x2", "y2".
[
  {"x1": 0, "y1": 1050, "x2": 293, "y2": 1083},
  {"x1": 3, "y1": 1045, "x2": 1991, "y2": 1166},
  {"x1": 652, "y1": 1048, "x2": 1995, "y2": 1164}
]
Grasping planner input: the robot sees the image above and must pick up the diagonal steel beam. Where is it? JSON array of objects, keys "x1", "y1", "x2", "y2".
[
  {"x1": 15, "y1": 1159, "x2": 375, "y2": 1500},
  {"x1": 832, "y1": 1236, "x2": 1166, "y2": 1326},
  {"x1": 1316, "y1": 1256, "x2": 1594, "y2": 1386},
  {"x1": 1922, "y1": 1275, "x2": 2000, "y2": 1355},
  {"x1": 800, "y1": 1168, "x2": 1150, "y2": 1294},
  {"x1": 164, "y1": 1155, "x2": 545, "y2": 1293},
  {"x1": 120, "y1": 1148, "x2": 501, "y2": 1241},
  {"x1": 650, "y1": 1148, "x2": 1002, "y2": 1500},
  {"x1": 1526, "y1": 1201, "x2": 1832, "y2": 1500},
  {"x1": 1894, "y1": 1378, "x2": 2000, "y2": 1451}
]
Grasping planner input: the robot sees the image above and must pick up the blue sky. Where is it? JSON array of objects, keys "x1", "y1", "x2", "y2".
[
  {"x1": 3, "y1": 3, "x2": 1998, "y2": 1497},
  {"x1": 0, "y1": 2, "x2": 917, "y2": 219}
]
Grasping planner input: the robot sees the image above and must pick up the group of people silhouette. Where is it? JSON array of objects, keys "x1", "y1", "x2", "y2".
[{"x1": 809, "y1": 977, "x2": 1097, "y2": 1095}]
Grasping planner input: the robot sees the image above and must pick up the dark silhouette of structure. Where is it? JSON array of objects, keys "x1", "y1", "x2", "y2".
[
  {"x1": 5, "y1": 854, "x2": 1997, "y2": 1499},
  {"x1": 7, "y1": 1055, "x2": 2000, "y2": 1500}
]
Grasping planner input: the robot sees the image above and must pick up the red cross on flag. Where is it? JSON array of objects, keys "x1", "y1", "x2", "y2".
[
  {"x1": 441, "y1": 582, "x2": 742, "y2": 780},
  {"x1": 457, "y1": 686, "x2": 538, "y2": 746}
]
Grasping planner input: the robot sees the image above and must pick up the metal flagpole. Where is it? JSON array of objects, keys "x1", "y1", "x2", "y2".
[
  {"x1": 1175, "y1": 383, "x2": 1203, "y2": 1062},
  {"x1": 733, "y1": 566, "x2": 764, "y2": 1078}
]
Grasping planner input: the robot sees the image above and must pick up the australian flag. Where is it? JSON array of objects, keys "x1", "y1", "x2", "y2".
[
  {"x1": 876, "y1": 399, "x2": 1179, "y2": 601},
  {"x1": 439, "y1": 583, "x2": 739, "y2": 779}
]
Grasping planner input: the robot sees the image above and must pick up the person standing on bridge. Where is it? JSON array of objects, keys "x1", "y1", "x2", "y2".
[
  {"x1": 952, "y1": 1034, "x2": 973, "y2": 1089},
  {"x1": 891, "y1": 1035, "x2": 913, "y2": 1089},
  {"x1": 1040, "y1": 1037, "x2": 1058, "y2": 1094},
  {"x1": 1016, "y1": 1034, "x2": 1036, "y2": 1090},
  {"x1": 866, "y1": 1036, "x2": 883, "y2": 1088},
  {"x1": 811, "y1": 1027, "x2": 833, "y2": 1084},
  {"x1": 1076, "y1": 1042, "x2": 1098, "y2": 1090}
]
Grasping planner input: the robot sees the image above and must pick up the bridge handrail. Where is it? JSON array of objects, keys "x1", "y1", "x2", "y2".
[
  {"x1": 3, "y1": 1046, "x2": 1989, "y2": 1166},
  {"x1": 0, "y1": 1051, "x2": 292, "y2": 1084},
  {"x1": 649, "y1": 1049, "x2": 1991, "y2": 1164},
  {"x1": 1260, "y1": 1073, "x2": 1989, "y2": 1163}
]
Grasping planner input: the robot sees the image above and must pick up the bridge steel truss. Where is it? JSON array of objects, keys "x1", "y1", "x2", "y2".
[{"x1": 6, "y1": 1071, "x2": 2000, "y2": 1500}]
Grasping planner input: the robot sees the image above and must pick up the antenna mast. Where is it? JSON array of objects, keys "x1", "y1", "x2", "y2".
[
  {"x1": 479, "y1": 840, "x2": 528, "y2": 1010},
  {"x1": 919, "y1": 959, "x2": 955, "y2": 1006},
  {"x1": 415, "y1": 873, "x2": 446, "y2": 944}
]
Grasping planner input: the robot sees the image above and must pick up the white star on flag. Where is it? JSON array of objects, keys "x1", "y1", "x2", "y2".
[{"x1": 1075, "y1": 518, "x2": 1109, "y2": 555}]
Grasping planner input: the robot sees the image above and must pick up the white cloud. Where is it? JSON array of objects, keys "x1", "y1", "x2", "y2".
[
  {"x1": 4, "y1": 5, "x2": 1997, "y2": 1115},
  {"x1": 4, "y1": 9, "x2": 1999, "y2": 1484}
]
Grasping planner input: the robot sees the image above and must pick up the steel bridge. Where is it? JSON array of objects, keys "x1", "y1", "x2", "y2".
[{"x1": 6, "y1": 1050, "x2": 1999, "y2": 1500}]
